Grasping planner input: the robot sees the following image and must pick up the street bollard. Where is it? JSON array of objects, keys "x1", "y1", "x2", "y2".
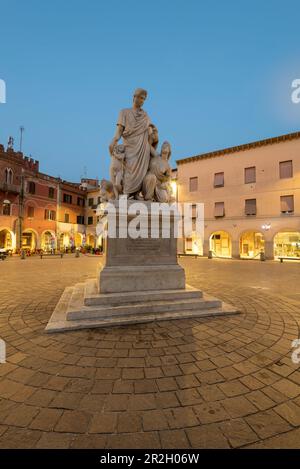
[
  {"x1": 208, "y1": 250, "x2": 213, "y2": 259},
  {"x1": 20, "y1": 250, "x2": 26, "y2": 260}
]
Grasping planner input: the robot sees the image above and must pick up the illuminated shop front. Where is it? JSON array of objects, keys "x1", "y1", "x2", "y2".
[
  {"x1": 21, "y1": 230, "x2": 36, "y2": 251},
  {"x1": 41, "y1": 231, "x2": 56, "y2": 252},
  {"x1": 184, "y1": 234, "x2": 203, "y2": 255},
  {"x1": 274, "y1": 232, "x2": 300, "y2": 259},
  {"x1": 240, "y1": 231, "x2": 265, "y2": 259},
  {"x1": 0, "y1": 229, "x2": 13, "y2": 250},
  {"x1": 209, "y1": 231, "x2": 231, "y2": 258}
]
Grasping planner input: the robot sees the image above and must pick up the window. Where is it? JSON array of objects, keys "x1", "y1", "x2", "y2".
[
  {"x1": 77, "y1": 197, "x2": 85, "y2": 207},
  {"x1": 27, "y1": 206, "x2": 34, "y2": 218},
  {"x1": 88, "y1": 198, "x2": 94, "y2": 207},
  {"x1": 245, "y1": 167, "x2": 256, "y2": 184},
  {"x1": 28, "y1": 181, "x2": 36, "y2": 194},
  {"x1": 280, "y1": 195, "x2": 294, "y2": 214},
  {"x1": 214, "y1": 201, "x2": 225, "y2": 217},
  {"x1": 279, "y1": 160, "x2": 293, "y2": 179},
  {"x1": 214, "y1": 172, "x2": 224, "y2": 187},
  {"x1": 64, "y1": 213, "x2": 70, "y2": 223},
  {"x1": 189, "y1": 177, "x2": 198, "y2": 192},
  {"x1": 48, "y1": 187, "x2": 55, "y2": 199},
  {"x1": 97, "y1": 196, "x2": 101, "y2": 204},
  {"x1": 3, "y1": 201, "x2": 11, "y2": 216},
  {"x1": 88, "y1": 216, "x2": 93, "y2": 225},
  {"x1": 77, "y1": 215, "x2": 85, "y2": 224},
  {"x1": 245, "y1": 199, "x2": 257, "y2": 215},
  {"x1": 191, "y1": 204, "x2": 197, "y2": 218},
  {"x1": 63, "y1": 193, "x2": 72, "y2": 204},
  {"x1": 4, "y1": 168, "x2": 13, "y2": 184},
  {"x1": 44, "y1": 209, "x2": 56, "y2": 221}
]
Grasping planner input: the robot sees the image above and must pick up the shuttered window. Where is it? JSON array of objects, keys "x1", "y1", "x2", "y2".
[
  {"x1": 280, "y1": 195, "x2": 294, "y2": 213},
  {"x1": 279, "y1": 160, "x2": 293, "y2": 179},
  {"x1": 214, "y1": 201, "x2": 225, "y2": 217},
  {"x1": 189, "y1": 177, "x2": 198, "y2": 192},
  {"x1": 245, "y1": 199, "x2": 257, "y2": 215},
  {"x1": 245, "y1": 166, "x2": 256, "y2": 184},
  {"x1": 27, "y1": 206, "x2": 34, "y2": 218},
  {"x1": 214, "y1": 172, "x2": 224, "y2": 187}
]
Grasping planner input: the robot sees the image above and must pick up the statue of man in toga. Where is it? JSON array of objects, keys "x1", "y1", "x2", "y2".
[{"x1": 109, "y1": 88, "x2": 152, "y2": 198}]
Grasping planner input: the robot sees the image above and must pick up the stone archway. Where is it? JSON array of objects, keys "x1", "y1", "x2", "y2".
[
  {"x1": 0, "y1": 228, "x2": 14, "y2": 251},
  {"x1": 239, "y1": 231, "x2": 265, "y2": 259},
  {"x1": 209, "y1": 231, "x2": 232, "y2": 258},
  {"x1": 21, "y1": 229, "x2": 37, "y2": 251},
  {"x1": 41, "y1": 231, "x2": 56, "y2": 252}
]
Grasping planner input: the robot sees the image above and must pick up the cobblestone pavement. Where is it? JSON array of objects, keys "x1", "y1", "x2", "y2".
[{"x1": 0, "y1": 255, "x2": 300, "y2": 448}]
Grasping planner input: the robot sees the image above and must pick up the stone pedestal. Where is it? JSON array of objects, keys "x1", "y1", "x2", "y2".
[
  {"x1": 98, "y1": 201, "x2": 185, "y2": 293},
  {"x1": 45, "y1": 200, "x2": 239, "y2": 332}
]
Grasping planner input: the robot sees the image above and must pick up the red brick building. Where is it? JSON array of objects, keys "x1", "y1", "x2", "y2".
[{"x1": 0, "y1": 143, "x2": 88, "y2": 252}]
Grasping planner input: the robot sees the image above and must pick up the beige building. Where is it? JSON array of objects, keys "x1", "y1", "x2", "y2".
[
  {"x1": 176, "y1": 131, "x2": 300, "y2": 260},
  {"x1": 80, "y1": 178, "x2": 103, "y2": 250}
]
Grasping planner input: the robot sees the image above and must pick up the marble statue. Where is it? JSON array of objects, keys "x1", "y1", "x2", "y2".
[
  {"x1": 99, "y1": 179, "x2": 115, "y2": 202},
  {"x1": 110, "y1": 144, "x2": 125, "y2": 199},
  {"x1": 108, "y1": 88, "x2": 173, "y2": 203},
  {"x1": 142, "y1": 141, "x2": 174, "y2": 203},
  {"x1": 109, "y1": 88, "x2": 152, "y2": 198}
]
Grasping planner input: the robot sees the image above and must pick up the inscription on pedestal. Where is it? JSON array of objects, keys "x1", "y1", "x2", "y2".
[{"x1": 126, "y1": 237, "x2": 161, "y2": 252}]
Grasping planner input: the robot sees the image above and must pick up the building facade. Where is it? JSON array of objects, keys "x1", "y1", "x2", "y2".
[
  {"x1": 0, "y1": 143, "x2": 100, "y2": 253},
  {"x1": 176, "y1": 131, "x2": 300, "y2": 260},
  {"x1": 81, "y1": 178, "x2": 103, "y2": 249}
]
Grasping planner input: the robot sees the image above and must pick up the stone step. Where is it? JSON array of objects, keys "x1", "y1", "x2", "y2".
[
  {"x1": 84, "y1": 278, "x2": 203, "y2": 306},
  {"x1": 45, "y1": 285, "x2": 239, "y2": 333},
  {"x1": 66, "y1": 283, "x2": 222, "y2": 321}
]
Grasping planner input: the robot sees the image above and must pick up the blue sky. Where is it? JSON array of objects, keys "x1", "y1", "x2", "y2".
[{"x1": 1, "y1": 0, "x2": 300, "y2": 181}]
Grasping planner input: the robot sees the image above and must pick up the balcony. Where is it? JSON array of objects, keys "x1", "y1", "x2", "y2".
[{"x1": 0, "y1": 182, "x2": 21, "y2": 194}]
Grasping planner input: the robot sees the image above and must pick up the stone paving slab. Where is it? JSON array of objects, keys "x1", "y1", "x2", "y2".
[{"x1": 0, "y1": 256, "x2": 299, "y2": 448}]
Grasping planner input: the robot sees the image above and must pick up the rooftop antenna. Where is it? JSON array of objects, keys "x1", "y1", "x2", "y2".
[{"x1": 19, "y1": 126, "x2": 25, "y2": 152}]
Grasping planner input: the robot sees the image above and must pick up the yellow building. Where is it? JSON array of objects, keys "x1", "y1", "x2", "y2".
[{"x1": 176, "y1": 131, "x2": 300, "y2": 260}]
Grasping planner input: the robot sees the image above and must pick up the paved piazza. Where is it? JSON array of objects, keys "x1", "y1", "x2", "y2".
[{"x1": 0, "y1": 255, "x2": 300, "y2": 449}]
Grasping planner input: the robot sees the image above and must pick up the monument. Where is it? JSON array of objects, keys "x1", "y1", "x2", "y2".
[{"x1": 46, "y1": 89, "x2": 238, "y2": 332}]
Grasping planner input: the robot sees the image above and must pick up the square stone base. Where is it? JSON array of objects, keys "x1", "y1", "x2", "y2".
[{"x1": 98, "y1": 264, "x2": 185, "y2": 293}]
